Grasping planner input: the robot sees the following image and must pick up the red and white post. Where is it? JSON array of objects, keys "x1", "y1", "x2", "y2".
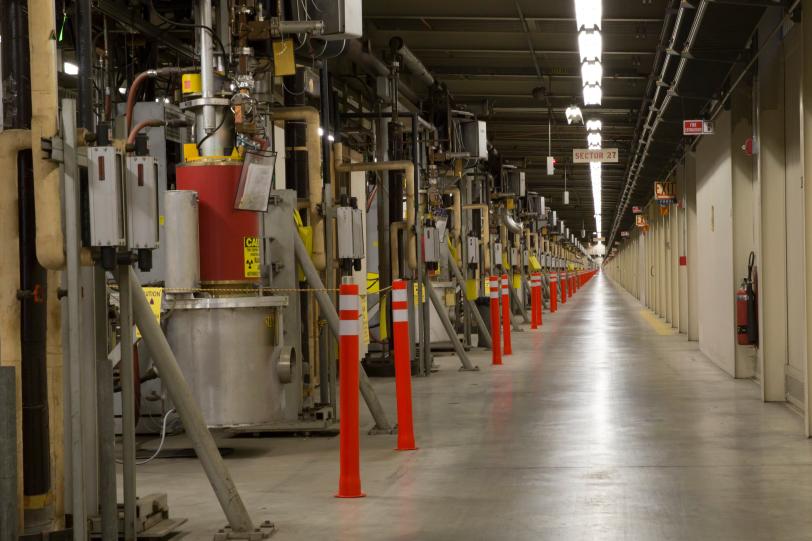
[
  {"x1": 501, "y1": 273, "x2": 512, "y2": 356},
  {"x1": 549, "y1": 273, "x2": 558, "y2": 313},
  {"x1": 489, "y1": 276, "x2": 502, "y2": 366},
  {"x1": 392, "y1": 280, "x2": 417, "y2": 451},
  {"x1": 561, "y1": 271, "x2": 567, "y2": 304},
  {"x1": 336, "y1": 281, "x2": 365, "y2": 498},
  {"x1": 532, "y1": 272, "x2": 543, "y2": 328},
  {"x1": 530, "y1": 272, "x2": 539, "y2": 330}
]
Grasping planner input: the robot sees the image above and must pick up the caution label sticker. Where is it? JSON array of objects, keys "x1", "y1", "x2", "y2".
[
  {"x1": 244, "y1": 236, "x2": 260, "y2": 278},
  {"x1": 136, "y1": 287, "x2": 163, "y2": 339}
]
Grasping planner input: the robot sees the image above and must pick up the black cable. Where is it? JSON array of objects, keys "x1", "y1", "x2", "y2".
[
  {"x1": 149, "y1": 0, "x2": 228, "y2": 65},
  {"x1": 197, "y1": 110, "x2": 228, "y2": 154}
]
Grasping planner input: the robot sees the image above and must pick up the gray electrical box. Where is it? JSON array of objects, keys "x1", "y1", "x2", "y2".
[
  {"x1": 423, "y1": 226, "x2": 441, "y2": 264},
  {"x1": 461, "y1": 120, "x2": 488, "y2": 160},
  {"x1": 493, "y1": 242, "x2": 503, "y2": 268},
  {"x1": 87, "y1": 146, "x2": 124, "y2": 247},
  {"x1": 509, "y1": 169, "x2": 526, "y2": 197},
  {"x1": 295, "y1": 0, "x2": 362, "y2": 40},
  {"x1": 126, "y1": 156, "x2": 160, "y2": 249},
  {"x1": 466, "y1": 236, "x2": 480, "y2": 266},
  {"x1": 336, "y1": 206, "x2": 364, "y2": 260}
]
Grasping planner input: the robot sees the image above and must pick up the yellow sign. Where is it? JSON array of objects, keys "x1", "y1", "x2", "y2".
[
  {"x1": 529, "y1": 255, "x2": 542, "y2": 271},
  {"x1": 413, "y1": 282, "x2": 426, "y2": 304},
  {"x1": 360, "y1": 295, "x2": 370, "y2": 345},
  {"x1": 272, "y1": 39, "x2": 296, "y2": 76},
  {"x1": 244, "y1": 236, "x2": 260, "y2": 278},
  {"x1": 136, "y1": 287, "x2": 163, "y2": 339}
]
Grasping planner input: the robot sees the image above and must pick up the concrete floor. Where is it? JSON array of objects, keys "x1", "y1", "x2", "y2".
[{"x1": 132, "y1": 273, "x2": 812, "y2": 540}]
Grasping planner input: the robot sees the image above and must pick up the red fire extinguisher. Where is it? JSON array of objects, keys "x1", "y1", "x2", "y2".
[{"x1": 736, "y1": 252, "x2": 758, "y2": 346}]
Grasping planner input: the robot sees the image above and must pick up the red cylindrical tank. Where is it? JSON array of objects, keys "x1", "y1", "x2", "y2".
[{"x1": 176, "y1": 162, "x2": 259, "y2": 284}]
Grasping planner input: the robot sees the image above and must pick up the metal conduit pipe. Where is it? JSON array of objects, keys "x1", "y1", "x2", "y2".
[
  {"x1": 390, "y1": 222, "x2": 406, "y2": 279},
  {"x1": 0, "y1": 129, "x2": 31, "y2": 530},
  {"x1": 463, "y1": 204, "x2": 491, "y2": 273},
  {"x1": 129, "y1": 267, "x2": 257, "y2": 533},
  {"x1": 333, "y1": 142, "x2": 417, "y2": 270},
  {"x1": 270, "y1": 107, "x2": 327, "y2": 270},
  {"x1": 27, "y1": 0, "x2": 63, "y2": 270},
  {"x1": 343, "y1": 40, "x2": 421, "y2": 105},
  {"x1": 292, "y1": 228, "x2": 393, "y2": 432},
  {"x1": 608, "y1": 1, "x2": 704, "y2": 246},
  {"x1": 501, "y1": 208, "x2": 523, "y2": 235}
]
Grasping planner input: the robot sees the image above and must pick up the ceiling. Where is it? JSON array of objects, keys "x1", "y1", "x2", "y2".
[{"x1": 360, "y1": 0, "x2": 772, "y2": 243}]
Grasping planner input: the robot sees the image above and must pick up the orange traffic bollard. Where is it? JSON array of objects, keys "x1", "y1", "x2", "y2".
[
  {"x1": 561, "y1": 272, "x2": 567, "y2": 304},
  {"x1": 501, "y1": 274, "x2": 512, "y2": 356},
  {"x1": 549, "y1": 273, "x2": 558, "y2": 313},
  {"x1": 530, "y1": 273, "x2": 539, "y2": 330},
  {"x1": 392, "y1": 280, "x2": 417, "y2": 451},
  {"x1": 336, "y1": 281, "x2": 365, "y2": 498},
  {"x1": 535, "y1": 273, "x2": 543, "y2": 327},
  {"x1": 489, "y1": 276, "x2": 502, "y2": 365}
]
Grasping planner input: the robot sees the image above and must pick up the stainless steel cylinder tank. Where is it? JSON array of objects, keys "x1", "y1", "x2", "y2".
[
  {"x1": 165, "y1": 190, "x2": 200, "y2": 291},
  {"x1": 166, "y1": 295, "x2": 291, "y2": 428}
]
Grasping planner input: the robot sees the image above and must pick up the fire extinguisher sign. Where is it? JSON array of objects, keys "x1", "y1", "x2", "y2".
[{"x1": 243, "y1": 236, "x2": 260, "y2": 278}]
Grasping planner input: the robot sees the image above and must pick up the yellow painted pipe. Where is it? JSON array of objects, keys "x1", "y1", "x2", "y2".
[
  {"x1": 0, "y1": 129, "x2": 31, "y2": 529},
  {"x1": 270, "y1": 107, "x2": 326, "y2": 270},
  {"x1": 333, "y1": 143, "x2": 417, "y2": 270},
  {"x1": 28, "y1": 0, "x2": 64, "y2": 270}
]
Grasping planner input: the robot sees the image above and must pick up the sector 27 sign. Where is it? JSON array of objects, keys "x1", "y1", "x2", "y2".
[{"x1": 573, "y1": 148, "x2": 619, "y2": 164}]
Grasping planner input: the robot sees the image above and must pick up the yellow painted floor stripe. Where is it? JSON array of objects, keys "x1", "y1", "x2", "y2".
[{"x1": 639, "y1": 309, "x2": 677, "y2": 336}]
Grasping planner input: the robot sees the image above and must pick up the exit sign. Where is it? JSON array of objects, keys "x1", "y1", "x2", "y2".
[
  {"x1": 683, "y1": 120, "x2": 714, "y2": 136},
  {"x1": 573, "y1": 148, "x2": 619, "y2": 164}
]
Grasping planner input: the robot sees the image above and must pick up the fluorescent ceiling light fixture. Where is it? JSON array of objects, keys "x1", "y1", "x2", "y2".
[
  {"x1": 566, "y1": 105, "x2": 584, "y2": 125},
  {"x1": 64, "y1": 61, "x2": 79, "y2": 75},
  {"x1": 581, "y1": 60, "x2": 602, "y2": 87},
  {"x1": 118, "y1": 86, "x2": 127, "y2": 95},
  {"x1": 575, "y1": 0, "x2": 602, "y2": 31},
  {"x1": 587, "y1": 132, "x2": 602, "y2": 148},
  {"x1": 586, "y1": 119, "x2": 602, "y2": 132},
  {"x1": 578, "y1": 29, "x2": 602, "y2": 62},
  {"x1": 583, "y1": 83, "x2": 602, "y2": 106}
]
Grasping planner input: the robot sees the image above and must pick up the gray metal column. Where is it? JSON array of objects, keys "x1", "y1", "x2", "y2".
[
  {"x1": 0, "y1": 367, "x2": 17, "y2": 540},
  {"x1": 509, "y1": 280, "x2": 530, "y2": 325},
  {"x1": 426, "y1": 279, "x2": 478, "y2": 372},
  {"x1": 61, "y1": 98, "x2": 88, "y2": 541},
  {"x1": 293, "y1": 230, "x2": 393, "y2": 433},
  {"x1": 446, "y1": 252, "x2": 491, "y2": 348},
  {"x1": 129, "y1": 268, "x2": 258, "y2": 533},
  {"x1": 119, "y1": 267, "x2": 137, "y2": 541}
]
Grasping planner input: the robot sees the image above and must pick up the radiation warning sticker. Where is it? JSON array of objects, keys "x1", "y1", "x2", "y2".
[
  {"x1": 136, "y1": 287, "x2": 163, "y2": 339},
  {"x1": 244, "y1": 236, "x2": 260, "y2": 278}
]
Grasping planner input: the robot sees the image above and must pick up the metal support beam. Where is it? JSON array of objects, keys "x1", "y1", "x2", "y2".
[
  {"x1": 446, "y1": 252, "x2": 491, "y2": 348},
  {"x1": 426, "y1": 279, "x2": 478, "y2": 372},
  {"x1": 95, "y1": 0, "x2": 196, "y2": 60},
  {"x1": 129, "y1": 268, "x2": 259, "y2": 533},
  {"x1": 292, "y1": 227, "x2": 394, "y2": 433}
]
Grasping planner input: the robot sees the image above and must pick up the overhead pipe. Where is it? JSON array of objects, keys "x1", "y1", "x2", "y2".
[
  {"x1": 390, "y1": 37, "x2": 435, "y2": 87},
  {"x1": 463, "y1": 204, "x2": 491, "y2": 273},
  {"x1": 27, "y1": 0, "x2": 63, "y2": 270},
  {"x1": 344, "y1": 40, "x2": 420, "y2": 105},
  {"x1": 270, "y1": 107, "x2": 327, "y2": 270},
  {"x1": 333, "y1": 143, "x2": 417, "y2": 270},
  {"x1": 607, "y1": 0, "x2": 702, "y2": 247}
]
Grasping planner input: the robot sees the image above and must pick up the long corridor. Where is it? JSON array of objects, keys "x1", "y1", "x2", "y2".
[{"x1": 136, "y1": 273, "x2": 812, "y2": 540}]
